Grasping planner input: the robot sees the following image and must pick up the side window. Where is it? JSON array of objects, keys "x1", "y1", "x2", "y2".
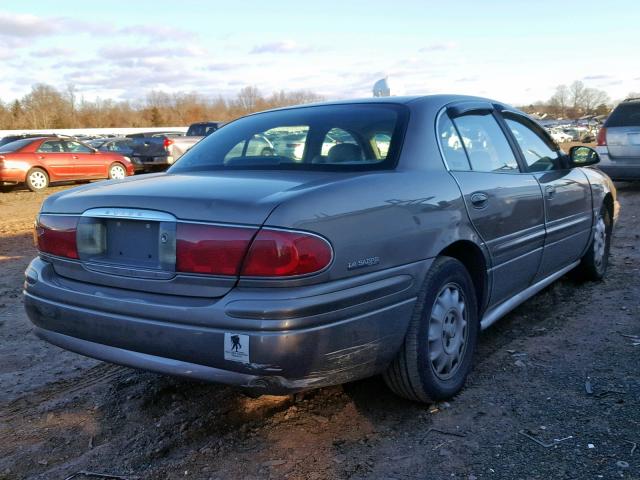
[
  {"x1": 373, "y1": 133, "x2": 391, "y2": 159},
  {"x1": 452, "y1": 114, "x2": 519, "y2": 172},
  {"x1": 65, "y1": 141, "x2": 92, "y2": 153},
  {"x1": 438, "y1": 115, "x2": 471, "y2": 171},
  {"x1": 504, "y1": 117, "x2": 562, "y2": 172},
  {"x1": 37, "y1": 141, "x2": 64, "y2": 153}
]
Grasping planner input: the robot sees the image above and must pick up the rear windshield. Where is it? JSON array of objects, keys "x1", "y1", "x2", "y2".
[
  {"x1": 187, "y1": 124, "x2": 219, "y2": 136},
  {"x1": 169, "y1": 104, "x2": 407, "y2": 172},
  {"x1": 0, "y1": 138, "x2": 37, "y2": 152},
  {"x1": 606, "y1": 102, "x2": 640, "y2": 127}
]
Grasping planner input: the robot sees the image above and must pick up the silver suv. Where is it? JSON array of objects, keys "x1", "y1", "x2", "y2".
[{"x1": 597, "y1": 98, "x2": 640, "y2": 180}]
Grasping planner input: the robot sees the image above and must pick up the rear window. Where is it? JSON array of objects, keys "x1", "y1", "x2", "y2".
[
  {"x1": 606, "y1": 102, "x2": 640, "y2": 127},
  {"x1": 187, "y1": 124, "x2": 219, "y2": 136},
  {"x1": 0, "y1": 138, "x2": 37, "y2": 152},
  {"x1": 170, "y1": 104, "x2": 408, "y2": 172}
]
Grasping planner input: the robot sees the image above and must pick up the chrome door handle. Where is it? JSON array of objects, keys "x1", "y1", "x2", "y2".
[
  {"x1": 470, "y1": 192, "x2": 489, "y2": 208},
  {"x1": 72, "y1": 155, "x2": 79, "y2": 159}
]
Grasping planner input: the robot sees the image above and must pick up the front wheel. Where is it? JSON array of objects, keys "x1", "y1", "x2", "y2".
[
  {"x1": 383, "y1": 256, "x2": 479, "y2": 403},
  {"x1": 108, "y1": 162, "x2": 127, "y2": 180},
  {"x1": 576, "y1": 205, "x2": 612, "y2": 281},
  {"x1": 26, "y1": 168, "x2": 49, "y2": 192}
]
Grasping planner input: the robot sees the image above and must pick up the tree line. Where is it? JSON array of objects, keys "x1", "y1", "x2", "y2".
[
  {"x1": 521, "y1": 80, "x2": 637, "y2": 119},
  {"x1": 0, "y1": 84, "x2": 324, "y2": 130},
  {"x1": 1, "y1": 80, "x2": 634, "y2": 129}
]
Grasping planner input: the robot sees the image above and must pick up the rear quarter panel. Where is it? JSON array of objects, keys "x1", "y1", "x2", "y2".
[{"x1": 249, "y1": 170, "x2": 481, "y2": 288}]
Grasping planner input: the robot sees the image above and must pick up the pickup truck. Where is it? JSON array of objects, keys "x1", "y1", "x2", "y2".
[{"x1": 128, "y1": 122, "x2": 223, "y2": 172}]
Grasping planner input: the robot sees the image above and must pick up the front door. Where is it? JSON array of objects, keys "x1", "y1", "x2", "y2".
[
  {"x1": 64, "y1": 140, "x2": 104, "y2": 178},
  {"x1": 438, "y1": 106, "x2": 546, "y2": 307},
  {"x1": 501, "y1": 113, "x2": 592, "y2": 278}
]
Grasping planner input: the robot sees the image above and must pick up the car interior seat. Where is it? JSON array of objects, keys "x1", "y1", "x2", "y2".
[{"x1": 326, "y1": 143, "x2": 363, "y2": 163}]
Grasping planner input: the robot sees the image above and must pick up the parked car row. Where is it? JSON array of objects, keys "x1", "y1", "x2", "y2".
[
  {"x1": 0, "y1": 122, "x2": 223, "y2": 191},
  {"x1": 0, "y1": 136, "x2": 134, "y2": 192}
]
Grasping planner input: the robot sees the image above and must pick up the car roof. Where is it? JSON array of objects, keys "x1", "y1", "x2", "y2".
[{"x1": 249, "y1": 94, "x2": 514, "y2": 115}]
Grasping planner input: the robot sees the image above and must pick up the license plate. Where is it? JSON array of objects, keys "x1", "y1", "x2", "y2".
[
  {"x1": 105, "y1": 219, "x2": 159, "y2": 265},
  {"x1": 629, "y1": 133, "x2": 640, "y2": 145}
]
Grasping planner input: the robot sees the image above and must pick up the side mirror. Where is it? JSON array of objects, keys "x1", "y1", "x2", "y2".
[{"x1": 569, "y1": 145, "x2": 599, "y2": 167}]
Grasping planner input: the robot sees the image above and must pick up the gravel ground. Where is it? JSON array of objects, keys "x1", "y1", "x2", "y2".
[{"x1": 0, "y1": 180, "x2": 638, "y2": 480}]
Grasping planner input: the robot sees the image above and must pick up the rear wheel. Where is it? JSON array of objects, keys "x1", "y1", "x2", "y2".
[
  {"x1": 576, "y1": 205, "x2": 612, "y2": 281},
  {"x1": 108, "y1": 162, "x2": 127, "y2": 180},
  {"x1": 383, "y1": 256, "x2": 479, "y2": 403},
  {"x1": 26, "y1": 168, "x2": 49, "y2": 192}
]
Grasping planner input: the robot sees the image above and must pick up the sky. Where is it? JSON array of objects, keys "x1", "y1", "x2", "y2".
[{"x1": 0, "y1": 0, "x2": 639, "y2": 106}]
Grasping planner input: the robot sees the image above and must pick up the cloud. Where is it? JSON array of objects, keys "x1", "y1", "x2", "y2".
[
  {"x1": 207, "y1": 62, "x2": 246, "y2": 71},
  {"x1": 98, "y1": 45, "x2": 202, "y2": 60},
  {"x1": 0, "y1": 11, "x2": 60, "y2": 37},
  {"x1": 250, "y1": 41, "x2": 313, "y2": 54},
  {"x1": 419, "y1": 42, "x2": 457, "y2": 52},
  {"x1": 455, "y1": 76, "x2": 478, "y2": 83},
  {"x1": 119, "y1": 24, "x2": 197, "y2": 42},
  {"x1": 30, "y1": 47, "x2": 73, "y2": 58},
  {"x1": 583, "y1": 74, "x2": 612, "y2": 81}
]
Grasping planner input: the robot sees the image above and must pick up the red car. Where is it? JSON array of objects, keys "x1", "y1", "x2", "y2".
[{"x1": 0, "y1": 136, "x2": 135, "y2": 192}]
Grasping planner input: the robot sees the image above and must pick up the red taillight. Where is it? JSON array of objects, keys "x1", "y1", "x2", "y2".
[
  {"x1": 176, "y1": 223, "x2": 257, "y2": 275},
  {"x1": 241, "y1": 229, "x2": 332, "y2": 277},
  {"x1": 163, "y1": 137, "x2": 174, "y2": 149},
  {"x1": 34, "y1": 215, "x2": 79, "y2": 259},
  {"x1": 597, "y1": 127, "x2": 607, "y2": 146}
]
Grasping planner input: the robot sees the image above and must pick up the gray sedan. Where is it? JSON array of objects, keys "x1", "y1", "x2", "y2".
[{"x1": 24, "y1": 95, "x2": 618, "y2": 402}]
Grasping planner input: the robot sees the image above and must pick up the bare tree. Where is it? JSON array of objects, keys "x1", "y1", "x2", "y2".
[
  {"x1": 235, "y1": 86, "x2": 262, "y2": 114},
  {"x1": 549, "y1": 84, "x2": 569, "y2": 117},
  {"x1": 582, "y1": 87, "x2": 609, "y2": 114},
  {"x1": 569, "y1": 81, "x2": 586, "y2": 112}
]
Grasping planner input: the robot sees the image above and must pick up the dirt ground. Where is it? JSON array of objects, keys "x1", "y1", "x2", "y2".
[{"x1": 0, "y1": 179, "x2": 639, "y2": 480}]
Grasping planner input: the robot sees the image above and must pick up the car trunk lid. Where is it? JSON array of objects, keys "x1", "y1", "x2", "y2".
[{"x1": 40, "y1": 170, "x2": 340, "y2": 297}]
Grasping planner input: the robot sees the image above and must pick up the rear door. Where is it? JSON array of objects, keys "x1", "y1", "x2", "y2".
[
  {"x1": 64, "y1": 140, "x2": 105, "y2": 178},
  {"x1": 439, "y1": 103, "x2": 546, "y2": 307},
  {"x1": 500, "y1": 111, "x2": 592, "y2": 278},
  {"x1": 36, "y1": 140, "x2": 74, "y2": 179}
]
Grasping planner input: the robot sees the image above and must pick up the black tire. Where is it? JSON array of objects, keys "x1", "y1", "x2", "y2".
[
  {"x1": 576, "y1": 204, "x2": 612, "y2": 281},
  {"x1": 383, "y1": 256, "x2": 479, "y2": 403},
  {"x1": 0, "y1": 185, "x2": 15, "y2": 193},
  {"x1": 25, "y1": 168, "x2": 49, "y2": 192}
]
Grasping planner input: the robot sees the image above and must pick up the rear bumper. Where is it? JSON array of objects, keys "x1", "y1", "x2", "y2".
[
  {"x1": 24, "y1": 257, "x2": 426, "y2": 393},
  {"x1": 0, "y1": 169, "x2": 25, "y2": 183},
  {"x1": 133, "y1": 156, "x2": 173, "y2": 172},
  {"x1": 596, "y1": 150, "x2": 640, "y2": 180}
]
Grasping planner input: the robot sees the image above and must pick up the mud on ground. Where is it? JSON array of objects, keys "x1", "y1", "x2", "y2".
[{"x1": 0, "y1": 181, "x2": 639, "y2": 480}]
